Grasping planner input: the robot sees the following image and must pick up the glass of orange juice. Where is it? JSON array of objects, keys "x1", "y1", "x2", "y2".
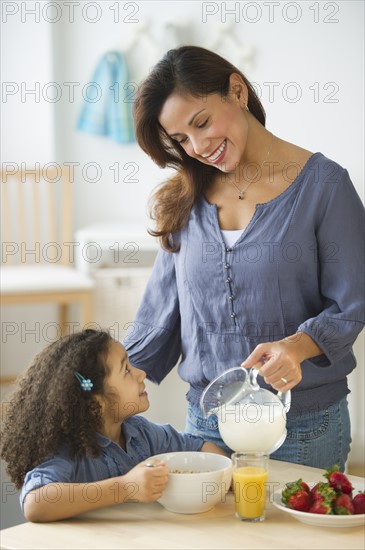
[{"x1": 232, "y1": 452, "x2": 269, "y2": 522}]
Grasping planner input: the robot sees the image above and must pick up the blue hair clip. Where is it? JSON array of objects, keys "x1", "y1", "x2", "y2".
[{"x1": 74, "y1": 372, "x2": 93, "y2": 392}]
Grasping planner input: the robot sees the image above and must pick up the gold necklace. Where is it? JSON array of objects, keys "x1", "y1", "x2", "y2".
[{"x1": 227, "y1": 133, "x2": 275, "y2": 200}]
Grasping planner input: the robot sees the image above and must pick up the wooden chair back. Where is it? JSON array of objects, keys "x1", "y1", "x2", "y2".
[{"x1": 1, "y1": 166, "x2": 73, "y2": 266}]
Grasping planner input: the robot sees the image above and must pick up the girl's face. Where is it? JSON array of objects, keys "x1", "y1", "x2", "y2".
[
  {"x1": 102, "y1": 340, "x2": 149, "y2": 422},
  {"x1": 158, "y1": 75, "x2": 249, "y2": 173}
]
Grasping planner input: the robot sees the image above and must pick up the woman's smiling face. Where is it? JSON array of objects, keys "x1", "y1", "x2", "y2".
[{"x1": 158, "y1": 75, "x2": 249, "y2": 173}]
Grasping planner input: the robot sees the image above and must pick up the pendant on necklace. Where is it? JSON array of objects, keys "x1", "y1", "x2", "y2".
[{"x1": 238, "y1": 192, "x2": 244, "y2": 200}]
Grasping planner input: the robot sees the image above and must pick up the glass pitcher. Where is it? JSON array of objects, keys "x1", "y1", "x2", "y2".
[{"x1": 200, "y1": 367, "x2": 291, "y2": 454}]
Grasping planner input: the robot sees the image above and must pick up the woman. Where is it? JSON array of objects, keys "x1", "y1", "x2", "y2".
[{"x1": 123, "y1": 46, "x2": 364, "y2": 470}]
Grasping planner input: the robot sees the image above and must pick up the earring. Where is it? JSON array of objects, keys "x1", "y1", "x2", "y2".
[{"x1": 245, "y1": 104, "x2": 249, "y2": 112}]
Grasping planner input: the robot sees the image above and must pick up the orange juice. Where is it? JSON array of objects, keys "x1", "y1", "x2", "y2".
[{"x1": 233, "y1": 466, "x2": 268, "y2": 520}]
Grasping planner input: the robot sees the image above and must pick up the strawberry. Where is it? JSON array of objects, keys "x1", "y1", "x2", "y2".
[
  {"x1": 282, "y1": 479, "x2": 312, "y2": 512},
  {"x1": 310, "y1": 497, "x2": 334, "y2": 514},
  {"x1": 334, "y1": 493, "x2": 355, "y2": 515},
  {"x1": 311, "y1": 482, "x2": 324, "y2": 500},
  {"x1": 310, "y1": 481, "x2": 336, "y2": 502},
  {"x1": 300, "y1": 480, "x2": 310, "y2": 494},
  {"x1": 287, "y1": 490, "x2": 312, "y2": 512},
  {"x1": 309, "y1": 482, "x2": 336, "y2": 514},
  {"x1": 352, "y1": 492, "x2": 365, "y2": 514},
  {"x1": 324, "y1": 465, "x2": 353, "y2": 496},
  {"x1": 282, "y1": 479, "x2": 310, "y2": 500}
]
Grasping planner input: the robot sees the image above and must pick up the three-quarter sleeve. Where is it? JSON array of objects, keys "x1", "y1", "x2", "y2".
[
  {"x1": 20, "y1": 456, "x2": 74, "y2": 511},
  {"x1": 123, "y1": 248, "x2": 182, "y2": 383},
  {"x1": 298, "y1": 168, "x2": 365, "y2": 364}
]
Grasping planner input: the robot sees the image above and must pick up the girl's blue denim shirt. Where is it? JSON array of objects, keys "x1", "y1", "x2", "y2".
[{"x1": 20, "y1": 416, "x2": 204, "y2": 510}]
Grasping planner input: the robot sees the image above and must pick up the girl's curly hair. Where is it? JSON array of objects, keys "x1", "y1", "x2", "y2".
[{"x1": 0, "y1": 329, "x2": 113, "y2": 489}]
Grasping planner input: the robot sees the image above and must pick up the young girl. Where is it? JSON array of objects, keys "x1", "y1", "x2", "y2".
[{"x1": 0, "y1": 329, "x2": 226, "y2": 522}]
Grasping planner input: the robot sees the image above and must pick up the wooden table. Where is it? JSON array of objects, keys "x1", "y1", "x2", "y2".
[{"x1": 1, "y1": 460, "x2": 364, "y2": 550}]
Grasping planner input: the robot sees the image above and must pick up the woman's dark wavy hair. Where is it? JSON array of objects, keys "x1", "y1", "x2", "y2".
[
  {"x1": 134, "y1": 45, "x2": 266, "y2": 252},
  {"x1": 0, "y1": 329, "x2": 113, "y2": 489}
]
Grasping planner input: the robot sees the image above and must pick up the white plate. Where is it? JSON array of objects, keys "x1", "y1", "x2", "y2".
[{"x1": 272, "y1": 482, "x2": 365, "y2": 527}]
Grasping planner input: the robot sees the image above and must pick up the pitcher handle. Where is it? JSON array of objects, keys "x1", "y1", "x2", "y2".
[
  {"x1": 248, "y1": 367, "x2": 260, "y2": 389},
  {"x1": 250, "y1": 367, "x2": 291, "y2": 412},
  {"x1": 277, "y1": 389, "x2": 291, "y2": 413},
  {"x1": 248, "y1": 356, "x2": 270, "y2": 389}
]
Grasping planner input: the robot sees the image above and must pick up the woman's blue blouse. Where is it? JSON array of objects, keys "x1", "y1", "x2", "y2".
[{"x1": 124, "y1": 153, "x2": 365, "y2": 413}]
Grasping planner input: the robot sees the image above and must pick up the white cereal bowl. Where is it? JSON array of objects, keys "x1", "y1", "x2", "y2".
[{"x1": 149, "y1": 451, "x2": 232, "y2": 514}]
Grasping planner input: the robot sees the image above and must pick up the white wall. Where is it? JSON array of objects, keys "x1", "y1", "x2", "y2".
[
  {"x1": 1, "y1": 8, "x2": 55, "y2": 163},
  {"x1": 50, "y1": 0, "x2": 365, "y2": 230},
  {"x1": 1, "y1": 1, "x2": 364, "y2": 468}
]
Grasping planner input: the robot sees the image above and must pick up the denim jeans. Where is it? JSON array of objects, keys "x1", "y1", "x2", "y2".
[{"x1": 185, "y1": 397, "x2": 351, "y2": 470}]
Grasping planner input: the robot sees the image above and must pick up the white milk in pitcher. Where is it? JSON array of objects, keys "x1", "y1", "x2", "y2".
[{"x1": 217, "y1": 401, "x2": 287, "y2": 453}]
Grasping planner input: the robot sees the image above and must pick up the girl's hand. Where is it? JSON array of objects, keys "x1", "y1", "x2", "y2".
[
  {"x1": 122, "y1": 460, "x2": 169, "y2": 503},
  {"x1": 241, "y1": 332, "x2": 323, "y2": 391}
]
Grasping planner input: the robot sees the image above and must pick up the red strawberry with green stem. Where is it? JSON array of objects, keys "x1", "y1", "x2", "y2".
[
  {"x1": 309, "y1": 483, "x2": 336, "y2": 514},
  {"x1": 310, "y1": 498, "x2": 333, "y2": 514},
  {"x1": 334, "y1": 493, "x2": 355, "y2": 515},
  {"x1": 282, "y1": 479, "x2": 312, "y2": 512},
  {"x1": 324, "y1": 465, "x2": 353, "y2": 496},
  {"x1": 311, "y1": 482, "x2": 336, "y2": 502}
]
